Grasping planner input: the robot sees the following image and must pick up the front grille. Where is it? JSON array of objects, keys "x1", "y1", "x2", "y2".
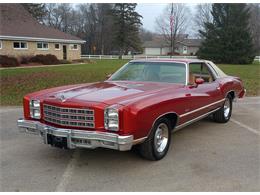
[{"x1": 43, "y1": 104, "x2": 94, "y2": 128}]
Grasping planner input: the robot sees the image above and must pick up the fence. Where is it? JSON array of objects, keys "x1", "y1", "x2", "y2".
[
  {"x1": 81, "y1": 55, "x2": 198, "y2": 60},
  {"x1": 81, "y1": 55, "x2": 260, "y2": 62}
]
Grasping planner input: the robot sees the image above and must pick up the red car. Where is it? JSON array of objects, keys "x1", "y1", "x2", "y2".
[{"x1": 17, "y1": 59, "x2": 246, "y2": 160}]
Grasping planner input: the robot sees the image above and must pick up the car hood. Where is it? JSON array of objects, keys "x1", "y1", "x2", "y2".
[{"x1": 42, "y1": 81, "x2": 183, "y2": 106}]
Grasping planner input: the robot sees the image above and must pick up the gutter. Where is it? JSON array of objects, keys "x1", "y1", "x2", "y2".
[{"x1": 0, "y1": 35, "x2": 86, "y2": 44}]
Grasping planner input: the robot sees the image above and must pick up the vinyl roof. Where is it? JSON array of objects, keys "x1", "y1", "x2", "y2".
[{"x1": 130, "y1": 58, "x2": 207, "y2": 63}]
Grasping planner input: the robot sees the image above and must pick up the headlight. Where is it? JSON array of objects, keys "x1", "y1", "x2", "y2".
[
  {"x1": 30, "y1": 99, "x2": 41, "y2": 119},
  {"x1": 104, "y1": 106, "x2": 119, "y2": 131}
]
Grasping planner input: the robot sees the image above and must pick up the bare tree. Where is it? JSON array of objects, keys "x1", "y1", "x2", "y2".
[
  {"x1": 248, "y1": 4, "x2": 260, "y2": 53},
  {"x1": 43, "y1": 3, "x2": 142, "y2": 55},
  {"x1": 139, "y1": 28, "x2": 154, "y2": 42},
  {"x1": 155, "y1": 3, "x2": 189, "y2": 55},
  {"x1": 44, "y1": 4, "x2": 63, "y2": 29},
  {"x1": 194, "y1": 4, "x2": 212, "y2": 37}
]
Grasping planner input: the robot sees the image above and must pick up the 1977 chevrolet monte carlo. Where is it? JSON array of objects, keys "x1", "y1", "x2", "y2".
[{"x1": 17, "y1": 59, "x2": 246, "y2": 160}]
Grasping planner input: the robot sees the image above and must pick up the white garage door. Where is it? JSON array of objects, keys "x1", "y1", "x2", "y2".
[{"x1": 144, "y1": 48, "x2": 161, "y2": 55}]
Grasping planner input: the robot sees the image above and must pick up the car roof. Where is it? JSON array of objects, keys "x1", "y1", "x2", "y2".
[{"x1": 130, "y1": 58, "x2": 207, "y2": 64}]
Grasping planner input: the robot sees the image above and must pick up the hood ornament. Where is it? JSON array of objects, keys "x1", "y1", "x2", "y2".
[{"x1": 58, "y1": 94, "x2": 66, "y2": 102}]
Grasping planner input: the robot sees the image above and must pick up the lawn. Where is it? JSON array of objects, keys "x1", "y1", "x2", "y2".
[{"x1": 0, "y1": 59, "x2": 259, "y2": 106}]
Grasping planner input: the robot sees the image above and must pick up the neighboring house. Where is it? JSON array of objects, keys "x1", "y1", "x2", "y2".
[
  {"x1": 143, "y1": 35, "x2": 202, "y2": 56},
  {"x1": 0, "y1": 4, "x2": 85, "y2": 61}
]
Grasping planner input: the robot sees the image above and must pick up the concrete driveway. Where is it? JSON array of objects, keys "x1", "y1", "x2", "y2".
[{"x1": 0, "y1": 97, "x2": 259, "y2": 191}]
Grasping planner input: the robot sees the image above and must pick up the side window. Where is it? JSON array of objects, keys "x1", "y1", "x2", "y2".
[{"x1": 189, "y1": 63, "x2": 214, "y2": 84}]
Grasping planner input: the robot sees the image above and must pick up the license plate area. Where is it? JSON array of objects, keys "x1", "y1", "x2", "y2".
[
  {"x1": 71, "y1": 138, "x2": 91, "y2": 145},
  {"x1": 47, "y1": 134, "x2": 68, "y2": 149}
]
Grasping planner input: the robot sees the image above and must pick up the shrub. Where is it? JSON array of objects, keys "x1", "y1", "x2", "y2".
[
  {"x1": 0, "y1": 55, "x2": 19, "y2": 67},
  {"x1": 19, "y1": 55, "x2": 32, "y2": 64},
  {"x1": 30, "y1": 54, "x2": 60, "y2": 65}
]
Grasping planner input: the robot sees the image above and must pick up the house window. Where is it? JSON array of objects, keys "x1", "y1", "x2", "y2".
[
  {"x1": 70, "y1": 44, "x2": 78, "y2": 50},
  {"x1": 0, "y1": 41, "x2": 2, "y2": 49},
  {"x1": 54, "y1": 43, "x2": 60, "y2": 50},
  {"x1": 13, "y1": 41, "x2": 28, "y2": 49},
  {"x1": 37, "y1": 42, "x2": 49, "y2": 50}
]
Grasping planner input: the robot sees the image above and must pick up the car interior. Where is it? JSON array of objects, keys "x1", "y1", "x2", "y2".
[{"x1": 189, "y1": 63, "x2": 214, "y2": 85}]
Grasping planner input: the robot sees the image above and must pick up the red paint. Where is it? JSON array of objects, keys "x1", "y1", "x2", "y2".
[{"x1": 22, "y1": 60, "x2": 245, "y2": 139}]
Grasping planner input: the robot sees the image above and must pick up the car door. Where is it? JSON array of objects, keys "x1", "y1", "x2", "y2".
[{"x1": 181, "y1": 62, "x2": 223, "y2": 122}]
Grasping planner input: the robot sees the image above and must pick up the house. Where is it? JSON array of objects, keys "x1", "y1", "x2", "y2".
[
  {"x1": 0, "y1": 4, "x2": 85, "y2": 61},
  {"x1": 143, "y1": 35, "x2": 202, "y2": 56}
]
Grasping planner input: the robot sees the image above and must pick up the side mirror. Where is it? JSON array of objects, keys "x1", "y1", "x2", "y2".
[
  {"x1": 106, "y1": 74, "x2": 112, "y2": 80},
  {"x1": 195, "y1": 78, "x2": 204, "y2": 85}
]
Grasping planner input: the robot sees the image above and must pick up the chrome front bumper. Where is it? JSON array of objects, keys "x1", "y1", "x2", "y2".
[{"x1": 17, "y1": 119, "x2": 133, "y2": 151}]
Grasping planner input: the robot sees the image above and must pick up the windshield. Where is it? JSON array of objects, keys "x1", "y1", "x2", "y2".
[{"x1": 110, "y1": 61, "x2": 187, "y2": 84}]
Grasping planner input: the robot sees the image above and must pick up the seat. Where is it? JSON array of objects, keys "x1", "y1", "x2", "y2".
[{"x1": 189, "y1": 72, "x2": 195, "y2": 84}]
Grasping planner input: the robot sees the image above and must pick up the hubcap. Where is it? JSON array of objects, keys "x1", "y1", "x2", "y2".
[
  {"x1": 224, "y1": 98, "x2": 230, "y2": 119},
  {"x1": 154, "y1": 123, "x2": 169, "y2": 153}
]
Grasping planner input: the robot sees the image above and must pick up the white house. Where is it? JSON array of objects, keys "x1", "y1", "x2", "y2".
[{"x1": 143, "y1": 36, "x2": 202, "y2": 56}]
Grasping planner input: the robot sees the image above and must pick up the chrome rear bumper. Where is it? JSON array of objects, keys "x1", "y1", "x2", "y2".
[{"x1": 17, "y1": 119, "x2": 133, "y2": 151}]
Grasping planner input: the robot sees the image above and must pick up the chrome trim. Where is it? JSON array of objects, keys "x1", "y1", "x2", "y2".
[
  {"x1": 109, "y1": 60, "x2": 188, "y2": 85},
  {"x1": 223, "y1": 98, "x2": 231, "y2": 119},
  {"x1": 174, "y1": 107, "x2": 221, "y2": 131},
  {"x1": 17, "y1": 119, "x2": 133, "y2": 151},
  {"x1": 241, "y1": 89, "x2": 246, "y2": 98},
  {"x1": 145, "y1": 112, "x2": 179, "y2": 140},
  {"x1": 180, "y1": 98, "x2": 225, "y2": 118},
  {"x1": 43, "y1": 104, "x2": 95, "y2": 128},
  {"x1": 154, "y1": 123, "x2": 169, "y2": 153},
  {"x1": 133, "y1": 137, "x2": 147, "y2": 145},
  {"x1": 185, "y1": 62, "x2": 189, "y2": 85}
]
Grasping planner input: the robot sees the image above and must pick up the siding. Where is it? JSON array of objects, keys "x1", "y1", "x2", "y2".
[{"x1": 0, "y1": 40, "x2": 81, "y2": 60}]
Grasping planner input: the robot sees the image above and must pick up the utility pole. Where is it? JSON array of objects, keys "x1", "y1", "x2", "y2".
[{"x1": 170, "y1": 3, "x2": 174, "y2": 58}]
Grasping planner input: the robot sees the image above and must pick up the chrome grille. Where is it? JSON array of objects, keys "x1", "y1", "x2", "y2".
[{"x1": 43, "y1": 104, "x2": 94, "y2": 128}]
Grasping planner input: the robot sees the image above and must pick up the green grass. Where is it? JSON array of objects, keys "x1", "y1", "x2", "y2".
[
  {"x1": 218, "y1": 61, "x2": 260, "y2": 96},
  {"x1": 0, "y1": 59, "x2": 259, "y2": 106},
  {"x1": 0, "y1": 60, "x2": 128, "y2": 106}
]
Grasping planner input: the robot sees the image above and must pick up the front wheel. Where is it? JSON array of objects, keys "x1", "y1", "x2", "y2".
[
  {"x1": 213, "y1": 95, "x2": 233, "y2": 123},
  {"x1": 138, "y1": 118, "x2": 172, "y2": 161}
]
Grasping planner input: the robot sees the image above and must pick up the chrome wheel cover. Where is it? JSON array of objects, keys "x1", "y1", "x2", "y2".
[
  {"x1": 224, "y1": 98, "x2": 231, "y2": 119},
  {"x1": 154, "y1": 123, "x2": 169, "y2": 153}
]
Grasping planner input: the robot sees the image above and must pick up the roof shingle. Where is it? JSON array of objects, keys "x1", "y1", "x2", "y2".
[{"x1": 0, "y1": 4, "x2": 84, "y2": 43}]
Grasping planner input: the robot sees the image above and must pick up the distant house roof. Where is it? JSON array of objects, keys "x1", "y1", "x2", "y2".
[
  {"x1": 143, "y1": 36, "x2": 202, "y2": 48},
  {"x1": 0, "y1": 4, "x2": 85, "y2": 43},
  {"x1": 177, "y1": 39, "x2": 202, "y2": 47},
  {"x1": 143, "y1": 39, "x2": 169, "y2": 48}
]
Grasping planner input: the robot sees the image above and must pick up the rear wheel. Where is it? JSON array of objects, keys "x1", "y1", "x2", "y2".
[
  {"x1": 138, "y1": 118, "x2": 171, "y2": 161},
  {"x1": 213, "y1": 94, "x2": 233, "y2": 123}
]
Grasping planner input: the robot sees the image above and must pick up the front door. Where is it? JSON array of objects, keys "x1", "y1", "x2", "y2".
[
  {"x1": 63, "y1": 45, "x2": 67, "y2": 60},
  {"x1": 182, "y1": 62, "x2": 223, "y2": 122}
]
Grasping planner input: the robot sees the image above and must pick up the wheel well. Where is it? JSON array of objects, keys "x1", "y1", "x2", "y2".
[
  {"x1": 160, "y1": 113, "x2": 178, "y2": 130},
  {"x1": 227, "y1": 91, "x2": 235, "y2": 100}
]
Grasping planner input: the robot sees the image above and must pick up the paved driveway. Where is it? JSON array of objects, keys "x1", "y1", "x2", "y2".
[{"x1": 0, "y1": 97, "x2": 259, "y2": 191}]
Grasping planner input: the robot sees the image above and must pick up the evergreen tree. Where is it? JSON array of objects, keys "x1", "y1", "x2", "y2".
[
  {"x1": 22, "y1": 3, "x2": 47, "y2": 23},
  {"x1": 197, "y1": 4, "x2": 255, "y2": 64},
  {"x1": 112, "y1": 3, "x2": 142, "y2": 58}
]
